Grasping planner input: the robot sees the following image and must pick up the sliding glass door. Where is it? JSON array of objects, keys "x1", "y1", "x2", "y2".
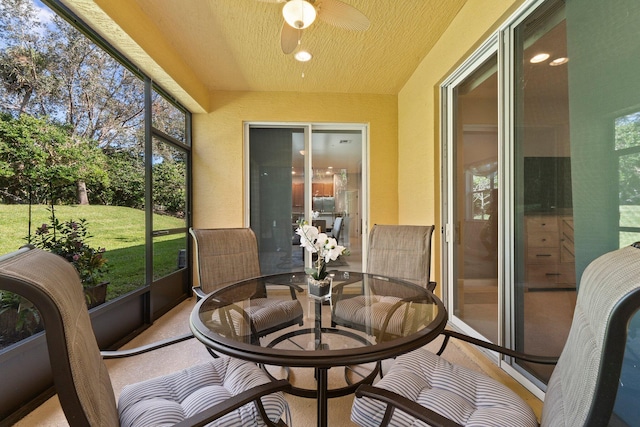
[
  {"x1": 246, "y1": 124, "x2": 365, "y2": 275},
  {"x1": 444, "y1": 49, "x2": 500, "y2": 345},
  {"x1": 443, "y1": 0, "x2": 640, "y2": 407}
]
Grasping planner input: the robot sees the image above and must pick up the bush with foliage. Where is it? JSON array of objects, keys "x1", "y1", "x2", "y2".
[
  {"x1": 0, "y1": 113, "x2": 109, "y2": 205},
  {"x1": 28, "y1": 211, "x2": 108, "y2": 287},
  {"x1": 0, "y1": 290, "x2": 41, "y2": 335}
]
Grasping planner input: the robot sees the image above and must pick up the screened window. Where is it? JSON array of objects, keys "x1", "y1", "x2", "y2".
[{"x1": 0, "y1": 0, "x2": 190, "y2": 350}]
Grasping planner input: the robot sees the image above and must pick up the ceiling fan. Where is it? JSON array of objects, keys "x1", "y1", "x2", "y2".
[{"x1": 259, "y1": 0, "x2": 370, "y2": 55}]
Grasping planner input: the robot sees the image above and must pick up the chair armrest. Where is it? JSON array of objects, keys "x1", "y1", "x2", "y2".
[
  {"x1": 101, "y1": 332, "x2": 195, "y2": 359},
  {"x1": 193, "y1": 286, "x2": 207, "y2": 300},
  {"x1": 355, "y1": 384, "x2": 463, "y2": 427},
  {"x1": 174, "y1": 379, "x2": 292, "y2": 427},
  {"x1": 427, "y1": 281, "x2": 437, "y2": 292},
  {"x1": 438, "y1": 329, "x2": 558, "y2": 365},
  {"x1": 282, "y1": 282, "x2": 304, "y2": 300},
  {"x1": 263, "y1": 280, "x2": 305, "y2": 300},
  {"x1": 288, "y1": 283, "x2": 305, "y2": 293},
  {"x1": 330, "y1": 273, "x2": 364, "y2": 296}
]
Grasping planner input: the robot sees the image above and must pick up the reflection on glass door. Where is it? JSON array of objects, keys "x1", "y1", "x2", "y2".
[
  {"x1": 249, "y1": 127, "x2": 300, "y2": 274},
  {"x1": 249, "y1": 125, "x2": 364, "y2": 275},
  {"x1": 616, "y1": 112, "x2": 640, "y2": 246},
  {"x1": 448, "y1": 54, "x2": 499, "y2": 344},
  {"x1": 310, "y1": 129, "x2": 363, "y2": 271},
  {"x1": 513, "y1": 1, "x2": 575, "y2": 385}
]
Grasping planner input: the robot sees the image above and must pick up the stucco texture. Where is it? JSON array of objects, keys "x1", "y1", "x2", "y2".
[
  {"x1": 192, "y1": 91, "x2": 398, "y2": 229},
  {"x1": 397, "y1": 0, "x2": 524, "y2": 288}
]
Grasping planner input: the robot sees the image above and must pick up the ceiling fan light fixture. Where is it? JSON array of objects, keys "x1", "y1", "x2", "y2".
[
  {"x1": 283, "y1": 0, "x2": 316, "y2": 29},
  {"x1": 294, "y1": 49, "x2": 313, "y2": 62}
]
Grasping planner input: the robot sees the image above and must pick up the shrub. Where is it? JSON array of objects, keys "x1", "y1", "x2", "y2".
[{"x1": 28, "y1": 210, "x2": 108, "y2": 287}]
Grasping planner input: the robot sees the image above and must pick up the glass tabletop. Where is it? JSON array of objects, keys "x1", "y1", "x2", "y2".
[{"x1": 190, "y1": 271, "x2": 447, "y2": 369}]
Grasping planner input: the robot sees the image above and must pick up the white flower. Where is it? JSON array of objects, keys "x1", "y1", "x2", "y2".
[
  {"x1": 296, "y1": 224, "x2": 319, "y2": 253},
  {"x1": 322, "y1": 237, "x2": 345, "y2": 263},
  {"x1": 296, "y1": 221, "x2": 348, "y2": 279}
]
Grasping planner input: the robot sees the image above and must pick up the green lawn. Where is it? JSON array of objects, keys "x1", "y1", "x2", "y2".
[
  {"x1": 620, "y1": 205, "x2": 640, "y2": 247},
  {"x1": 0, "y1": 204, "x2": 186, "y2": 300}
]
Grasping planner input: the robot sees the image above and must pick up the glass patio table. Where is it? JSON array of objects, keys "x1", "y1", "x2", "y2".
[{"x1": 190, "y1": 271, "x2": 447, "y2": 427}]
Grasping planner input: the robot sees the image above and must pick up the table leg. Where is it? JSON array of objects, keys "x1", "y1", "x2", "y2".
[
  {"x1": 316, "y1": 367, "x2": 328, "y2": 427},
  {"x1": 315, "y1": 299, "x2": 327, "y2": 349}
]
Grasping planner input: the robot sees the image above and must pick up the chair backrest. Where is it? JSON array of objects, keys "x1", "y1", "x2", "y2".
[
  {"x1": 366, "y1": 225, "x2": 435, "y2": 290},
  {"x1": 0, "y1": 247, "x2": 119, "y2": 426},
  {"x1": 190, "y1": 228, "x2": 261, "y2": 294},
  {"x1": 332, "y1": 217, "x2": 343, "y2": 243},
  {"x1": 541, "y1": 244, "x2": 640, "y2": 426}
]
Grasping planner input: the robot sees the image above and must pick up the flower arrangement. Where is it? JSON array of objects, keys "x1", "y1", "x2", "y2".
[
  {"x1": 28, "y1": 212, "x2": 108, "y2": 288},
  {"x1": 296, "y1": 220, "x2": 348, "y2": 280}
]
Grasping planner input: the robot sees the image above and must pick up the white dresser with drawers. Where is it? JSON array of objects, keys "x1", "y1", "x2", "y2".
[{"x1": 525, "y1": 214, "x2": 576, "y2": 289}]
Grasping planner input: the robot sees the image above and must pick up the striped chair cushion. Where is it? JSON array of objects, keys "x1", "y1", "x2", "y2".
[
  {"x1": 206, "y1": 298, "x2": 304, "y2": 340},
  {"x1": 351, "y1": 348, "x2": 538, "y2": 427},
  {"x1": 333, "y1": 295, "x2": 416, "y2": 337},
  {"x1": 246, "y1": 297, "x2": 304, "y2": 334},
  {"x1": 118, "y1": 357, "x2": 288, "y2": 427}
]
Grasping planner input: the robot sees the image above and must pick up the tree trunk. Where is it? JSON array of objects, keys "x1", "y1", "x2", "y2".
[{"x1": 77, "y1": 180, "x2": 89, "y2": 205}]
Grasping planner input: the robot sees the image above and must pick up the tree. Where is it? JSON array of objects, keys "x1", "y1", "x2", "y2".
[
  {"x1": 615, "y1": 113, "x2": 640, "y2": 205},
  {"x1": 0, "y1": 0, "x2": 55, "y2": 116},
  {"x1": 153, "y1": 154, "x2": 186, "y2": 217},
  {"x1": 0, "y1": 1, "x2": 187, "y2": 209},
  {"x1": 0, "y1": 113, "x2": 108, "y2": 204},
  {"x1": 0, "y1": 1, "x2": 145, "y2": 204},
  {"x1": 98, "y1": 147, "x2": 144, "y2": 208},
  {"x1": 45, "y1": 16, "x2": 145, "y2": 149}
]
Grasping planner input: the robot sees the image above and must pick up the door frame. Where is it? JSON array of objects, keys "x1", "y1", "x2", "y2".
[{"x1": 243, "y1": 122, "x2": 369, "y2": 269}]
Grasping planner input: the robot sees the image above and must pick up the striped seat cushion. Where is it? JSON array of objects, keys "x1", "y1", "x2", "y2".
[
  {"x1": 351, "y1": 348, "x2": 538, "y2": 427},
  {"x1": 334, "y1": 295, "x2": 416, "y2": 337},
  {"x1": 118, "y1": 357, "x2": 288, "y2": 427},
  {"x1": 246, "y1": 297, "x2": 303, "y2": 334}
]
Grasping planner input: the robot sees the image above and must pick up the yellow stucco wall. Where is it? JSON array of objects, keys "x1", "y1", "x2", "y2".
[
  {"x1": 192, "y1": 91, "x2": 398, "y2": 229},
  {"x1": 397, "y1": 0, "x2": 525, "y2": 290}
]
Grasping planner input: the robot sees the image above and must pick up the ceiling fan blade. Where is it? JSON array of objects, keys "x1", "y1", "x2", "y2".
[
  {"x1": 316, "y1": 0, "x2": 370, "y2": 31},
  {"x1": 281, "y1": 21, "x2": 300, "y2": 54}
]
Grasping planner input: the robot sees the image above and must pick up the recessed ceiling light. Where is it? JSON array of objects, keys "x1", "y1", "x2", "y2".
[
  {"x1": 294, "y1": 50, "x2": 312, "y2": 62},
  {"x1": 530, "y1": 53, "x2": 550, "y2": 63},
  {"x1": 549, "y1": 57, "x2": 569, "y2": 66}
]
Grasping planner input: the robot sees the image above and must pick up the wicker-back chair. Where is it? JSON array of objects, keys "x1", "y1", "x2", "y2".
[
  {"x1": 352, "y1": 243, "x2": 640, "y2": 426},
  {"x1": 190, "y1": 228, "x2": 303, "y2": 338},
  {"x1": 0, "y1": 246, "x2": 291, "y2": 426}
]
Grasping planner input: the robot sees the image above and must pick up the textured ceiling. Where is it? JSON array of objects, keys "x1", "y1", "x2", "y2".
[{"x1": 129, "y1": 0, "x2": 467, "y2": 95}]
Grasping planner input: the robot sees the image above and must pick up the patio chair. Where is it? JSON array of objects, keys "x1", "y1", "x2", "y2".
[
  {"x1": 332, "y1": 225, "x2": 436, "y2": 337},
  {"x1": 366, "y1": 224, "x2": 436, "y2": 291},
  {"x1": 331, "y1": 216, "x2": 343, "y2": 243},
  {"x1": 190, "y1": 228, "x2": 304, "y2": 338},
  {"x1": 351, "y1": 243, "x2": 640, "y2": 426},
  {"x1": 0, "y1": 246, "x2": 292, "y2": 427}
]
